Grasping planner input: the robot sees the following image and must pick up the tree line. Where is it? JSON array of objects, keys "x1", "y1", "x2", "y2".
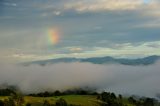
[{"x1": 0, "y1": 88, "x2": 160, "y2": 106}]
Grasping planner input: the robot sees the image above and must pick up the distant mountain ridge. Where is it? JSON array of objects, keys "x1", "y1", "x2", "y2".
[{"x1": 23, "y1": 55, "x2": 160, "y2": 66}]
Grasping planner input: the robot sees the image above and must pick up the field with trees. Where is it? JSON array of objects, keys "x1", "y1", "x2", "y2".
[{"x1": 0, "y1": 88, "x2": 160, "y2": 106}]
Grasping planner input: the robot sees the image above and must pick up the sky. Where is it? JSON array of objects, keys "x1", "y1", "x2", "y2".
[{"x1": 0, "y1": 0, "x2": 160, "y2": 62}]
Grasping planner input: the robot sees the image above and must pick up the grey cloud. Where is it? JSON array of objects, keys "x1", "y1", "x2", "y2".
[{"x1": 147, "y1": 44, "x2": 160, "y2": 48}]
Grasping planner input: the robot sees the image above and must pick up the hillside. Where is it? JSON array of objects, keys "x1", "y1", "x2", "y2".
[
  {"x1": 23, "y1": 55, "x2": 160, "y2": 66},
  {"x1": 0, "y1": 88, "x2": 159, "y2": 106}
]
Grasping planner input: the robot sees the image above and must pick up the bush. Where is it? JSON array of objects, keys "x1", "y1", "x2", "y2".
[
  {"x1": 0, "y1": 100, "x2": 4, "y2": 106},
  {"x1": 43, "y1": 100, "x2": 51, "y2": 106},
  {"x1": 55, "y1": 98, "x2": 67, "y2": 106},
  {"x1": 26, "y1": 102, "x2": 32, "y2": 106}
]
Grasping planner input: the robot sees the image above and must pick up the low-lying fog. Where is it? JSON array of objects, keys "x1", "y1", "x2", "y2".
[{"x1": 0, "y1": 62, "x2": 160, "y2": 98}]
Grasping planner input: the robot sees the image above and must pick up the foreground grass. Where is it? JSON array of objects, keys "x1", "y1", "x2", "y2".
[
  {"x1": 0, "y1": 95, "x2": 140, "y2": 106},
  {"x1": 0, "y1": 96, "x2": 8, "y2": 100},
  {"x1": 0, "y1": 95, "x2": 102, "y2": 106}
]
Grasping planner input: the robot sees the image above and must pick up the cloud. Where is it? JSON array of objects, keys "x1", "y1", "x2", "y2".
[
  {"x1": 0, "y1": 62, "x2": 160, "y2": 98},
  {"x1": 2, "y1": 41, "x2": 159, "y2": 62},
  {"x1": 64, "y1": 0, "x2": 144, "y2": 12},
  {"x1": 3, "y1": 2, "x2": 17, "y2": 7},
  {"x1": 53, "y1": 11, "x2": 61, "y2": 16},
  {"x1": 41, "y1": 11, "x2": 61, "y2": 17},
  {"x1": 68, "y1": 47, "x2": 83, "y2": 52},
  {"x1": 144, "y1": 41, "x2": 160, "y2": 48}
]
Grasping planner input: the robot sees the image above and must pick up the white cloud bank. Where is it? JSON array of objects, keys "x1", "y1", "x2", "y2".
[
  {"x1": 64, "y1": 0, "x2": 143, "y2": 12},
  {"x1": 0, "y1": 62, "x2": 160, "y2": 98}
]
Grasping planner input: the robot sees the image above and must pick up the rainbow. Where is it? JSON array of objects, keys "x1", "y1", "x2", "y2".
[{"x1": 48, "y1": 29, "x2": 59, "y2": 45}]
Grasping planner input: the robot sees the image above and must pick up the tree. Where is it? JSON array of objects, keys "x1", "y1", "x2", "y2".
[
  {"x1": 98, "y1": 92, "x2": 122, "y2": 106},
  {"x1": 54, "y1": 90, "x2": 61, "y2": 96},
  {"x1": 43, "y1": 100, "x2": 51, "y2": 106},
  {"x1": 118, "y1": 94, "x2": 122, "y2": 100},
  {"x1": 110, "y1": 93, "x2": 116, "y2": 99},
  {"x1": 0, "y1": 100, "x2": 4, "y2": 106},
  {"x1": 11, "y1": 93, "x2": 24, "y2": 106},
  {"x1": 26, "y1": 103, "x2": 32, "y2": 106},
  {"x1": 128, "y1": 97, "x2": 137, "y2": 104},
  {"x1": 3, "y1": 98, "x2": 15, "y2": 106},
  {"x1": 143, "y1": 98, "x2": 154, "y2": 106},
  {"x1": 56, "y1": 98, "x2": 67, "y2": 106}
]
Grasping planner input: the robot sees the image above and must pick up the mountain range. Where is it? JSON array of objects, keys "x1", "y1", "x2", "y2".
[{"x1": 23, "y1": 55, "x2": 160, "y2": 66}]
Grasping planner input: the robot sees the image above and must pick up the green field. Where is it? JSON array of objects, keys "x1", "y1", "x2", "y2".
[
  {"x1": 0, "y1": 95, "x2": 136, "y2": 106},
  {"x1": 0, "y1": 95, "x2": 102, "y2": 106},
  {"x1": 25, "y1": 95, "x2": 102, "y2": 106}
]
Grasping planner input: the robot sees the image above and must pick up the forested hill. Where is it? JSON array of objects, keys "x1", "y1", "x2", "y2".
[{"x1": 24, "y1": 55, "x2": 160, "y2": 66}]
